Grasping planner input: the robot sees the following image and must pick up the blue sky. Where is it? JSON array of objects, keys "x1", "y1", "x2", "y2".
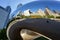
[
  {"x1": 0, "y1": 0, "x2": 60, "y2": 29},
  {"x1": 0, "y1": 0, "x2": 37, "y2": 19},
  {"x1": 0, "y1": 0, "x2": 60, "y2": 18},
  {"x1": 0, "y1": 0, "x2": 60, "y2": 13},
  {"x1": 0, "y1": 0, "x2": 37, "y2": 13},
  {"x1": 10, "y1": 1, "x2": 60, "y2": 18}
]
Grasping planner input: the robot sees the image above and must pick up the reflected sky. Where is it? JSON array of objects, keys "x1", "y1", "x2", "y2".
[
  {"x1": 0, "y1": 0, "x2": 36, "y2": 13},
  {"x1": 0, "y1": 0, "x2": 60, "y2": 19},
  {"x1": 11, "y1": 1, "x2": 60, "y2": 18}
]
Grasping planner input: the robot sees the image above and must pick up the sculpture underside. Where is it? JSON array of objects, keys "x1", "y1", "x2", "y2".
[{"x1": 7, "y1": 18, "x2": 60, "y2": 40}]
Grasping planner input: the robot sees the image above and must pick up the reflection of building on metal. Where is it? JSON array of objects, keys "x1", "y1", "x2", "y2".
[
  {"x1": 6, "y1": 6, "x2": 11, "y2": 13},
  {"x1": 0, "y1": 6, "x2": 11, "y2": 29},
  {"x1": 20, "y1": 29, "x2": 51, "y2": 40},
  {"x1": 23, "y1": 9, "x2": 31, "y2": 16},
  {"x1": 17, "y1": 8, "x2": 60, "y2": 18},
  {"x1": 7, "y1": 18, "x2": 60, "y2": 40},
  {"x1": 17, "y1": 3, "x2": 22, "y2": 8},
  {"x1": 45, "y1": 8, "x2": 60, "y2": 17},
  {"x1": 20, "y1": 29, "x2": 41, "y2": 40}
]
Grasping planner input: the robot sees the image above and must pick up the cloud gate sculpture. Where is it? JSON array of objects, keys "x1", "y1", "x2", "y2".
[
  {"x1": 6, "y1": 1, "x2": 60, "y2": 40},
  {"x1": 7, "y1": 18, "x2": 60, "y2": 40}
]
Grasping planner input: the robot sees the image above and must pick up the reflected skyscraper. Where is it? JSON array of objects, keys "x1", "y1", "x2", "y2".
[
  {"x1": 6, "y1": 6, "x2": 11, "y2": 13},
  {"x1": 0, "y1": 6, "x2": 11, "y2": 29},
  {"x1": 17, "y1": 3, "x2": 22, "y2": 8}
]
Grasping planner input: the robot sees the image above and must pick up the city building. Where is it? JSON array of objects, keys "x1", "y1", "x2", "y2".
[{"x1": 0, "y1": 6, "x2": 10, "y2": 29}]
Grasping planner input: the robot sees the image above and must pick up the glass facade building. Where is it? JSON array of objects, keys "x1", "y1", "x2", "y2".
[{"x1": 0, "y1": 6, "x2": 10, "y2": 29}]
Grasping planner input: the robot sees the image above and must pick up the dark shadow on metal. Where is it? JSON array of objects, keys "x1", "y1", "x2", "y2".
[{"x1": 7, "y1": 18, "x2": 60, "y2": 40}]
